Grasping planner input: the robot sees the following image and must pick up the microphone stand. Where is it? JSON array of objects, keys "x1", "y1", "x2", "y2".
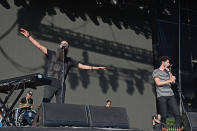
[
  {"x1": 176, "y1": 2, "x2": 189, "y2": 127},
  {"x1": 61, "y1": 48, "x2": 65, "y2": 104},
  {"x1": 169, "y1": 65, "x2": 186, "y2": 114},
  {"x1": 177, "y1": 0, "x2": 185, "y2": 116}
]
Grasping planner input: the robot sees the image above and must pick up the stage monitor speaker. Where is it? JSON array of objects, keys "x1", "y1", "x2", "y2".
[
  {"x1": 37, "y1": 103, "x2": 89, "y2": 127},
  {"x1": 183, "y1": 112, "x2": 197, "y2": 131},
  {"x1": 88, "y1": 105, "x2": 130, "y2": 129}
]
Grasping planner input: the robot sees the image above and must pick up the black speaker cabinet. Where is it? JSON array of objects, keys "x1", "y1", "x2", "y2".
[
  {"x1": 37, "y1": 103, "x2": 89, "y2": 127},
  {"x1": 88, "y1": 105, "x2": 130, "y2": 128}
]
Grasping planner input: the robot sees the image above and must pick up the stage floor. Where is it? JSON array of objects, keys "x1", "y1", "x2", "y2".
[{"x1": 0, "y1": 127, "x2": 143, "y2": 131}]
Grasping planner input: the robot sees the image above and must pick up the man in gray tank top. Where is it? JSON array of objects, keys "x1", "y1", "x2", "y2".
[{"x1": 152, "y1": 56, "x2": 181, "y2": 126}]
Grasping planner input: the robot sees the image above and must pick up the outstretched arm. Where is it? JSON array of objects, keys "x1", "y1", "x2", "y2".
[
  {"x1": 78, "y1": 63, "x2": 106, "y2": 70},
  {"x1": 20, "y1": 28, "x2": 47, "y2": 54}
]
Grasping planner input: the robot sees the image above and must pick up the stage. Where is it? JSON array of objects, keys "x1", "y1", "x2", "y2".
[{"x1": 0, "y1": 127, "x2": 143, "y2": 131}]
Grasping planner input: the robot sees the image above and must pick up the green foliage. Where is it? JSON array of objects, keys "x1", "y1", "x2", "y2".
[{"x1": 166, "y1": 119, "x2": 175, "y2": 126}]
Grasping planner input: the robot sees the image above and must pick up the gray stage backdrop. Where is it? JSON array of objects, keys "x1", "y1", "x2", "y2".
[{"x1": 0, "y1": 1, "x2": 156, "y2": 131}]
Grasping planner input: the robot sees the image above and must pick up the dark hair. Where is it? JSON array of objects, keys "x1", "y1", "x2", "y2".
[
  {"x1": 106, "y1": 99, "x2": 111, "y2": 103},
  {"x1": 159, "y1": 56, "x2": 170, "y2": 65},
  {"x1": 56, "y1": 47, "x2": 68, "y2": 61}
]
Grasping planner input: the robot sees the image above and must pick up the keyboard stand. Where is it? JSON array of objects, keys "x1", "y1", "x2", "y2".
[{"x1": 0, "y1": 83, "x2": 26, "y2": 126}]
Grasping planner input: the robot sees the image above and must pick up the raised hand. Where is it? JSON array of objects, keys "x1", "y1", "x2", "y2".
[{"x1": 20, "y1": 28, "x2": 30, "y2": 38}]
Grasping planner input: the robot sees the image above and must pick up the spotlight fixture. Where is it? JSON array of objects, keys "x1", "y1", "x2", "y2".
[
  {"x1": 96, "y1": 0, "x2": 103, "y2": 7},
  {"x1": 163, "y1": 8, "x2": 171, "y2": 15},
  {"x1": 110, "y1": 0, "x2": 118, "y2": 5},
  {"x1": 139, "y1": 6, "x2": 144, "y2": 10}
]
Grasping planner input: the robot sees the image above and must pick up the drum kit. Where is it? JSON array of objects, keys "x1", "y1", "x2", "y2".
[{"x1": 11, "y1": 104, "x2": 36, "y2": 126}]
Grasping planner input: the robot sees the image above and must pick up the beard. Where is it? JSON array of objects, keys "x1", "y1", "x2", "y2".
[{"x1": 56, "y1": 47, "x2": 68, "y2": 61}]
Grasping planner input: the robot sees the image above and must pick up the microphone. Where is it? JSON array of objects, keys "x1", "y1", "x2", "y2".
[
  {"x1": 167, "y1": 64, "x2": 173, "y2": 72},
  {"x1": 60, "y1": 44, "x2": 69, "y2": 49}
]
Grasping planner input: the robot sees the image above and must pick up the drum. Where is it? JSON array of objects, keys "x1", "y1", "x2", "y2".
[
  {"x1": 24, "y1": 110, "x2": 36, "y2": 119},
  {"x1": 13, "y1": 108, "x2": 22, "y2": 126},
  {"x1": 18, "y1": 110, "x2": 36, "y2": 126},
  {"x1": 12, "y1": 108, "x2": 36, "y2": 126},
  {"x1": 0, "y1": 113, "x2": 2, "y2": 127}
]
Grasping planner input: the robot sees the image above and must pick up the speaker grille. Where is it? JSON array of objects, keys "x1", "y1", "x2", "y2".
[
  {"x1": 41, "y1": 103, "x2": 89, "y2": 127},
  {"x1": 88, "y1": 105, "x2": 130, "y2": 128}
]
